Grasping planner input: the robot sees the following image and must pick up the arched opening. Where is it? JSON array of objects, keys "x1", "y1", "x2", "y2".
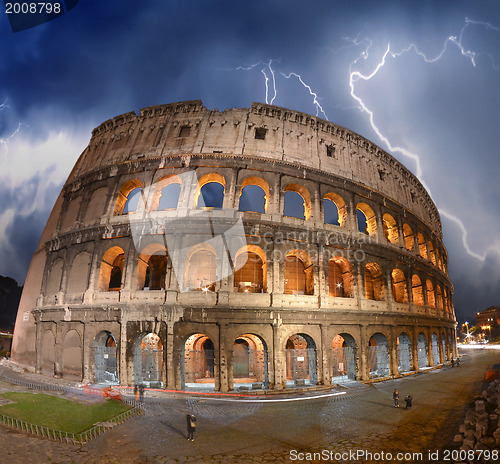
[
  {"x1": 391, "y1": 269, "x2": 408, "y2": 303},
  {"x1": 284, "y1": 184, "x2": 311, "y2": 220},
  {"x1": 436, "y1": 284, "x2": 444, "y2": 310},
  {"x1": 323, "y1": 192, "x2": 346, "y2": 226},
  {"x1": 368, "y1": 333, "x2": 390, "y2": 378},
  {"x1": 185, "y1": 247, "x2": 217, "y2": 291},
  {"x1": 328, "y1": 257, "x2": 353, "y2": 297},
  {"x1": 98, "y1": 247, "x2": 125, "y2": 292},
  {"x1": 197, "y1": 182, "x2": 224, "y2": 209},
  {"x1": 62, "y1": 330, "x2": 82, "y2": 381},
  {"x1": 441, "y1": 334, "x2": 448, "y2": 361},
  {"x1": 412, "y1": 275, "x2": 424, "y2": 306},
  {"x1": 417, "y1": 332, "x2": 429, "y2": 369},
  {"x1": 426, "y1": 279, "x2": 436, "y2": 308},
  {"x1": 134, "y1": 333, "x2": 164, "y2": 388},
  {"x1": 364, "y1": 263, "x2": 384, "y2": 301},
  {"x1": 93, "y1": 331, "x2": 118, "y2": 384},
  {"x1": 114, "y1": 179, "x2": 143, "y2": 215},
  {"x1": 157, "y1": 183, "x2": 181, "y2": 210},
  {"x1": 46, "y1": 259, "x2": 64, "y2": 298},
  {"x1": 286, "y1": 334, "x2": 317, "y2": 387},
  {"x1": 417, "y1": 233, "x2": 428, "y2": 259},
  {"x1": 356, "y1": 202, "x2": 377, "y2": 236},
  {"x1": 182, "y1": 333, "x2": 215, "y2": 391},
  {"x1": 84, "y1": 187, "x2": 108, "y2": 222},
  {"x1": 233, "y1": 247, "x2": 266, "y2": 293},
  {"x1": 232, "y1": 334, "x2": 269, "y2": 390},
  {"x1": 403, "y1": 223, "x2": 414, "y2": 251},
  {"x1": 137, "y1": 244, "x2": 168, "y2": 290},
  {"x1": 383, "y1": 213, "x2": 399, "y2": 245},
  {"x1": 284, "y1": 251, "x2": 313, "y2": 295},
  {"x1": 428, "y1": 241, "x2": 436, "y2": 265},
  {"x1": 331, "y1": 334, "x2": 357, "y2": 382},
  {"x1": 431, "y1": 333, "x2": 441, "y2": 365},
  {"x1": 239, "y1": 177, "x2": 269, "y2": 214},
  {"x1": 397, "y1": 332, "x2": 412, "y2": 374},
  {"x1": 67, "y1": 252, "x2": 91, "y2": 294}
]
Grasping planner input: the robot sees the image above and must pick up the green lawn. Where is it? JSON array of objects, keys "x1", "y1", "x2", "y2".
[{"x1": 0, "y1": 392, "x2": 131, "y2": 433}]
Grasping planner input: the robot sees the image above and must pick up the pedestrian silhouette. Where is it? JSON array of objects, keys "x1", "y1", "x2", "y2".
[{"x1": 186, "y1": 414, "x2": 196, "y2": 441}]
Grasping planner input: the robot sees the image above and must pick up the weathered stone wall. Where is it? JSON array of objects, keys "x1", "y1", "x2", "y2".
[{"x1": 12, "y1": 101, "x2": 456, "y2": 390}]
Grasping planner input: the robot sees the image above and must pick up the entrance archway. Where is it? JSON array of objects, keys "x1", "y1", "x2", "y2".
[
  {"x1": 232, "y1": 334, "x2": 269, "y2": 390},
  {"x1": 331, "y1": 334, "x2": 357, "y2": 382},
  {"x1": 93, "y1": 331, "x2": 118, "y2": 384},
  {"x1": 431, "y1": 332, "x2": 441, "y2": 365},
  {"x1": 417, "y1": 333, "x2": 429, "y2": 369},
  {"x1": 181, "y1": 334, "x2": 215, "y2": 390},
  {"x1": 134, "y1": 333, "x2": 164, "y2": 387},
  {"x1": 368, "y1": 333, "x2": 390, "y2": 378},
  {"x1": 397, "y1": 332, "x2": 412, "y2": 374},
  {"x1": 286, "y1": 334, "x2": 317, "y2": 387},
  {"x1": 442, "y1": 334, "x2": 448, "y2": 361}
]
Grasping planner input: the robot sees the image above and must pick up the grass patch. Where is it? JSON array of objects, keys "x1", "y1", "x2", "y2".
[{"x1": 0, "y1": 392, "x2": 131, "y2": 433}]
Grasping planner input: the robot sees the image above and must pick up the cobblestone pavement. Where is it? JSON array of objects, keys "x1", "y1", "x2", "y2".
[{"x1": 0, "y1": 349, "x2": 498, "y2": 464}]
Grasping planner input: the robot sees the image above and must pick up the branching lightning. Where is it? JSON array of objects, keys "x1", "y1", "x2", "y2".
[
  {"x1": 281, "y1": 72, "x2": 328, "y2": 120},
  {"x1": 346, "y1": 18, "x2": 500, "y2": 261}
]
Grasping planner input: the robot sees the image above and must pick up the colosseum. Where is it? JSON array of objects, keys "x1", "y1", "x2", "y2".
[{"x1": 12, "y1": 100, "x2": 457, "y2": 391}]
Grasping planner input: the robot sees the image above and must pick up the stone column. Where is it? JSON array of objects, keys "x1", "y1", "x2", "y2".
[
  {"x1": 359, "y1": 325, "x2": 369, "y2": 381},
  {"x1": 272, "y1": 321, "x2": 285, "y2": 390},
  {"x1": 389, "y1": 327, "x2": 398, "y2": 377},
  {"x1": 218, "y1": 323, "x2": 229, "y2": 392},
  {"x1": 412, "y1": 327, "x2": 419, "y2": 372},
  {"x1": 320, "y1": 324, "x2": 330, "y2": 385}
]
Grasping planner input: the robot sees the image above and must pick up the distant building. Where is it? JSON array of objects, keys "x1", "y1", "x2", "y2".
[{"x1": 475, "y1": 306, "x2": 500, "y2": 339}]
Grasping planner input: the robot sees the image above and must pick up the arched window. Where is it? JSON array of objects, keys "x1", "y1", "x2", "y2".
[
  {"x1": 137, "y1": 244, "x2": 168, "y2": 290},
  {"x1": 328, "y1": 257, "x2": 353, "y2": 297},
  {"x1": 403, "y1": 224, "x2": 414, "y2": 251},
  {"x1": 186, "y1": 249, "x2": 217, "y2": 291},
  {"x1": 284, "y1": 184, "x2": 311, "y2": 220},
  {"x1": 194, "y1": 173, "x2": 226, "y2": 210},
  {"x1": 323, "y1": 192, "x2": 346, "y2": 226},
  {"x1": 426, "y1": 279, "x2": 436, "y2": 308},
  {"x1": 383, "y1": 213, "x2": 399, "y2": 245},
  {"x1": 99, "y1": 247, "x2": 125, "y2": 291},
  {"x1": 114, "y1": 179, "x2": 143, "y2": 215},
  {"x1": 239, "y1": 185, "x2": 266, "y2": 213},
  {"x1": 364, "y1": 263, "x2": 384, "y2": 300},
  {"x1": 417, "y1": 233, "x2": 428, "y2": 259},
  {"x1": 391, "y1": 269, "x2": 408, "y2": 303},
  {"x1": 284, "y1": 251, "x2": 313, "y2": 295},
  {"x1": 233, "y1": 248, "x2": 266, "y2": 293},
  {"x1": 412, "y1": 275, "x2": 424, "y2": 306},
  {"x1": 428, "y1": 241, "x2": 436, "y2": 265},
  {"x1": 158, "y1": 183, "x2": 181, "y2": 210},
  {"x1": 239, "y1": 176, "x2": 269, "y2": 214},
  {"x1": 436, "y1": 284, "x2": 444, "y2": 310},
  {"x1": 356, "y1": 203, "x2": 377, "y2": 236}
]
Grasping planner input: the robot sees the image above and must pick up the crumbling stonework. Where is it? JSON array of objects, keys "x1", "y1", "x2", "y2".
[{"x1": 11, "y1": 101, "x2": 457, "y2": 391}]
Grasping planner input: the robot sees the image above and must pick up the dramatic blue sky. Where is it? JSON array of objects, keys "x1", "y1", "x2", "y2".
[{"x1": 0, "y1": 0, "x2": 499, "y2": 322}]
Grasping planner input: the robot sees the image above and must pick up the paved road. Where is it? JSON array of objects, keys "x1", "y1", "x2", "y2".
[{"x1": 0, "y1": 348, "x2": 498, "y2": 464}]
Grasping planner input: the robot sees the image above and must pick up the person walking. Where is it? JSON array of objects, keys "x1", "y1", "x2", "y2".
[
  {"x1": 451, "y1": 358, "x2": 455, "y2": 368},
  {"x1": 186, "y1": 414, "x2": 196, "y2": 441},
  {"x1": 405, "y1": 394, "x2": 413, "y2": 409},
  {"x1": 393, "y1": 389, "x2": 400, "y2": 408},
  {"x1": 138, "y1": 384, "x2": 145, "y2": 404}
]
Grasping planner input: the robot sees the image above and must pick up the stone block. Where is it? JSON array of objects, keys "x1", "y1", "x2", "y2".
[
  {"x1": 463, "y1": 437, "x2": 476, "y2": 449},
  {"x1": 453, "y1": 434, "x2": 464, "y2": 444},
  {"x1": 475, "y1": 400, "x2": 486, "y2": 413}
]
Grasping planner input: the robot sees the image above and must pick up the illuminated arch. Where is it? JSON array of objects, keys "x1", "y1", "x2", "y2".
[
  {"x1": 239, "y1": 176, "x2": 270, "y2": 213},
  {"x1": 284, "y1": 184, "x2": 311, "y2": 220},
  {"x1": 403, "y1": 223, "x2": 414, "y2": 251},
  {"x1": 328, "y1": 256, "x2": 353, "y2": 297},
  {"x1": 356, "y1": 202, "x2": 377, "y2": 236},
  {"x1": 185, "y1": 244, "x2": 217, "y2": 291},
  {"x1": 137, "y1": 243, "x2": 168, "y2": 290},
  {"x1": 383, "y1": 213, "x2": 399, "y2": 245},
  {"x1": 364, "y1": 262, "x2": 384, "y2": 300},
  {"x1": 323, "y1": 192, "x2": 346, "y2": 226},
  {"x1": 428, "y1": 240, "x2": 436, "y2": 265},
  {"x1": 193, "y1": 173, "x2": 226, "y2": 209},
  {"x1": 417, "y1": 232, "x2": 428, "y2": 259},
  {"x1": 284, "y1": 249, "x2": 314, "y2": 295},
  {"x1": 149, "y1": 174, "x2": 182, "y2": 211},
  {"x1": 391, "y1": 269, "x2": 408, "y2": 303},
  {"x1": 411, "y1": 275, "x2": 424, "y2": 306},
  {"x1": 426, "y1": 279, "x2": 436, "y2": 308},
  {"x1": 98, "y1": 246, "x2": 125, "y2": 291},
  {"x1": 114, "y1": 179, "x2": 144, "y2": 215},
  {"x1": 233, "y1": 246, "x2": 267, "y2": 293}
]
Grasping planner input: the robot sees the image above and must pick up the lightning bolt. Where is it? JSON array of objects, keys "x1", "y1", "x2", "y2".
[
  {"x1": 281, "y1": 72, "x2": 328, "y2": 120},
  {"x1": 0, "y1": 98, "x2": 27, "y2": 150},
  {"x1": 346, "y1": 18, "x2": 500, "y2": 261}
]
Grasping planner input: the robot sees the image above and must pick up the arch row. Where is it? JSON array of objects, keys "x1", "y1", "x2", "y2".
[
  {"x1": 56, "y1": 167, "x2": 448, "y2": 275},
  {"x1": 34, "y1": 320, "x2": 458, "y2": 391},
  {"x1": 41, "y1": 241, "x2": 455, "y2": 319}
]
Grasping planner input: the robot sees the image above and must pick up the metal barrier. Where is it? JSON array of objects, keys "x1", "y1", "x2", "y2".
[{"x1": 0, "y1": 373, "x2": 144, "y2": 442}]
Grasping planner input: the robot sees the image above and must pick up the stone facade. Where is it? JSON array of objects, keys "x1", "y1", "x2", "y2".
[{"x1": 12, "y1": 101, "x2": 457, "y2": 391}]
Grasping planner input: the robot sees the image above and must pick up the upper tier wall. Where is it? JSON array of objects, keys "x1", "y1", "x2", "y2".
[{"x1": 69, "y1": 101, "x2": 441, "y2": 235}]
